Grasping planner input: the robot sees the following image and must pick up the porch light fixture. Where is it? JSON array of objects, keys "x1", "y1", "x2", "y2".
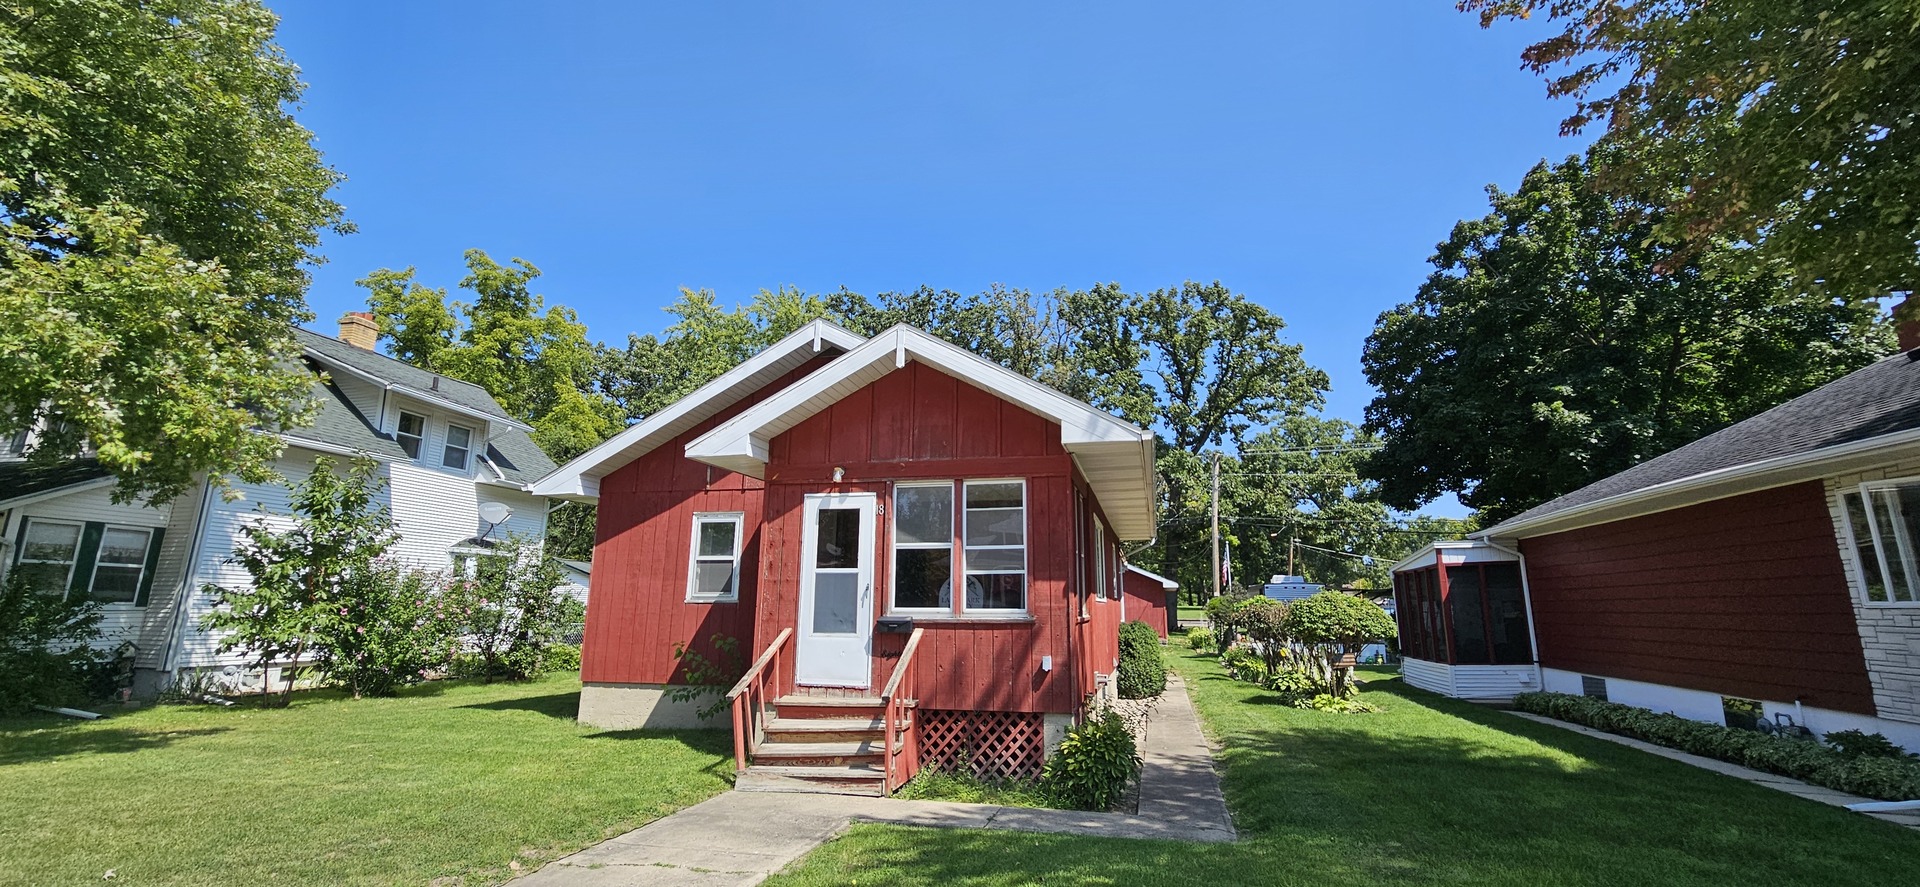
[{"x1": 833, "y1": 466, "x2": 845, "y2": 482}]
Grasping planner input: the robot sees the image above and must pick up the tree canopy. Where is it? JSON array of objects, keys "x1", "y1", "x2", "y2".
[
  {"x1": 0, "y1": 0, "x2": 348, "y2": 502},
  {"x1": 1362, "y1": 155, "x2": 1889, "y2": 519},
  {"x1": 1463, "y1": 0, "x2": 1920, "y2": 297}
]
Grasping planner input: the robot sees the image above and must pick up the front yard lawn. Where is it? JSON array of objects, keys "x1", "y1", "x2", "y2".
[
  {"x1": 766, "y1": 651, "x2": 1919, "y2": 886},
  {"x1": 0, "y1": 673, "x2": 731, "y2": 886}
]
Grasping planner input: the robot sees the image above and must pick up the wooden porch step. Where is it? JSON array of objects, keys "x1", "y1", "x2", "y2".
[
  {"x1": 772, "y1": 695, "x2": 895, "y2": 720},
  {"x1": 752, "y1": 739, "x2": 888, "y2": 768},
  {"x1": 735, "y1": 763, "x2": 887, "y2": 797},
  {"x1": 763, "y1": 716, "x2": 898, "y2": 743}
]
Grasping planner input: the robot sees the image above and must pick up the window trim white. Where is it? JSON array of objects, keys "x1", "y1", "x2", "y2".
[
  {"x1": 441, "y1": 422, "x2": 474, "y2": 471},
  {"x1": 960, "y1": 478, "x2": 1028, "y2": 615},
  {"x1": 686, "y1": 511, "x2": 744, "y2": 603},
  {"x1": 1845, "y1": 478, "x2": 1920, "y2": 606},
  {"x1": 15, "y1": 517, "x2": 83, "y2": 594},
  {"x1": 1092, "y1": 513, "x2": 1109, "y2": 603},
  {"x1": 87, "y1": 524, "x2": 154, "y2": 605},
  {"x1": 395, "y1": 411, "x2": 427, "y2": 460},
  {"x1": 888, "y1": 481, "x2": 956, "y2": 615}
]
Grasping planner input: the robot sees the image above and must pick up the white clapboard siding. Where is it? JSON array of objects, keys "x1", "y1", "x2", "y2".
[
  {"x1": 1401, "y1": 658, "x2": 1452, "y2": 696},
  {"x1": 1399, "y1": 658, "x2": 1539, "y2": 701},
  {"x1": 177, "y1": 453, "x2": 315, "y2": 668},
  {"x1": 330, "y1": 373, "x2": 386, "y2": 426},
  {"x1": 11, "y1": 484, "x2": 171, "y2": 650}
]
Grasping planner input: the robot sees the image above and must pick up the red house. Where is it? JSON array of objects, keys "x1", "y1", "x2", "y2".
[
  {"x1": 1122, "y1": 564, "x2": 1178, "y2": 638},
  {"x1": 1393, "y1": 314, "x2": 1920, "y2": 751},
  {"x1": 533, "y1": 321, "x2": 1156, "y2": 793}
]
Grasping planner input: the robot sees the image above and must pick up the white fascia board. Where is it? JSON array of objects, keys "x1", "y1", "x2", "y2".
[
  {"x1": 1472, "y1": 426, "x2": 1920, "y2": 542},
  {"x1": 529, "y1": 320, "x2": 864, "y2": 499},
  {"x1": 1126, "y1": 563, "x2": 1180, "y2": 590}
]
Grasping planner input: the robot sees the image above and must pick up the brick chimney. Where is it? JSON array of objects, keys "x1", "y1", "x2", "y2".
[
  {"x1": 338, "y1": 311, "x2": 379, "y2": 350},
  {"x1": 1897, "y1": 295, "x2": 1920, "y2": 353}
]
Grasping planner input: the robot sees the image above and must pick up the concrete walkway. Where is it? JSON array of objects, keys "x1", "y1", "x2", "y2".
[
  {"x1": 1510, "y1": 711, "x2": 1920, "y2": 831},
  {"x1": 517, "y1": 677, "x2": 1234, "y2": 886}
]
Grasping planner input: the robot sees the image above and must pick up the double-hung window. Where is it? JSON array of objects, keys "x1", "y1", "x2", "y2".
[
  {"x1": 12, "y1": 519, "x2": 156, "y2": 603},
  {"x1": 1841, "y1": 480, "x2": 1920, "y2": 604},
  {"x1": 442, "y1": 423, "x2": 473, "y2": 470},
  {"x1": 962, "y1": 480, "x2": 1027, "y2": 612},
  {"x1": 89, "y1": 527, "x2": 154, "y2": 604},
  {"x1": 396, "y1": 411, "x2": 426, "y2": 459},
  {"x1": 688, "y1": 512, "x2": 743, "y2": 602},
  {"x1": 892, "y1": 483, "x2": 953, "y2": 611},
  {"x1": 15, "y1": 519, "x2": 82, "y2": 594},
  {"x1": 1091, "y1": 514, "x2": 1108, "y2": 603}
]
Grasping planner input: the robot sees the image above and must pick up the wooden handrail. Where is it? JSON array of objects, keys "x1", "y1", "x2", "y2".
[
  {"x1": 879, "y1": 627, "x2": 925, "y2": 702},
  {"x1": 726, "y1": 627, "x2": 793, "y2": 700}
]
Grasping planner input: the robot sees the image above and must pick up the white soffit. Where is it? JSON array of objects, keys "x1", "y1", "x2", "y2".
[
  {"x1": 684, "y1": 324, "x2": 1159, "y2": 540},
  {"x1": 528, "y1": 320, "x2": 865, "y2": 500}
]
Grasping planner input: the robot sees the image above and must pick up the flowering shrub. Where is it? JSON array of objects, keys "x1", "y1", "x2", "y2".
[
  {"x1": 454, "y1": 536, "x2": 583, "y2": 682},
  {"x1": 315, "y1": 562, "x2": 461, "y2": 698}
]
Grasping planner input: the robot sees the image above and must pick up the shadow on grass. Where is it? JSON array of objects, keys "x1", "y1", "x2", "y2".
[
  {"x1": 459, "y1": 691, "x2": 581, "y2": 720},
  {"x1": 0, "y1": 726, "x2": 232, "y2": 767}
]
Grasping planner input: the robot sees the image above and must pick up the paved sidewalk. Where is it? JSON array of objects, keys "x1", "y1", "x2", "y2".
[
  {"x1": 1510, "y1": 711, "x2": 1920, "y2": 831},
  {"x1": 517, "y1": 676, "x2": 1234, "y2": 885}
]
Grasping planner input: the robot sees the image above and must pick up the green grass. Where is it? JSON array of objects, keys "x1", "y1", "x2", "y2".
[
  {"x1": 895, "y1": 768, "x2": 1057, "y2": 808},
  {"x1": 1176, "y1": 605, "x2": 1208, "y2": 624},
  {"x1": 766, "y1": 650, "x2": 1920, "y2": 886},
  {"x1": 0, "y1": 673, "x2": 732, "y2": 886}
]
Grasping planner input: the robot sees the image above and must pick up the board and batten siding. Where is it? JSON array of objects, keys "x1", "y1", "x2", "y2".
[
  {"x1": 1519, "y1": 481, "x2": 1876, "y2": 715},
  {"x1": 1822, "y1": 448, "x2": 1920, "y2": 725},
  {"x1": 8, "y1": 483, "x2": 170, "y2": 651}
]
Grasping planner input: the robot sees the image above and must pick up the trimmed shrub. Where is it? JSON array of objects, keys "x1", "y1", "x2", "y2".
[
  {"x1": 543, "y1": 643, "x2": 583, "y2": 672},
  {"x1": 1235, "y1": 597, "x2": 1290, "y2": 672},
  {"x1": 1185, "y1": 627, "x2": 1216, "y2": 652},
  {"x1": 1041, "y1": 710, "x2": 1140, "y2": 811},
  {"x1": 1204, "y1": 591, "x2": 1253, "y2": 647},
  {"x1": 1515, "y1": 691, "x2": 1920, "y2": 801},
  {"x1": 1825, "y1": 729, "x2": 1910, "y2": 761},
  {"x1": 1115, "y1": 620, "x2": 1165, "y2": 699},
  {"x1": 1284, "y1": 591, "x2": 1396, "y2": 698}
]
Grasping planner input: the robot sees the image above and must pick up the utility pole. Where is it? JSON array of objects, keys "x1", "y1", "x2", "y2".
[
  {"x1": 1209, "y1": 450, "x2": 1221, "y2": 599},
  {"x1": 1288, "y1": 537, "x2": 1296, "y2": 578}
]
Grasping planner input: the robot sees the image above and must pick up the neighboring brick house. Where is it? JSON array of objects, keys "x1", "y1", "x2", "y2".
[
  {"x1": 1392, "y1": 306, "x2": 1920, "y2": 751},
  {"x1": 0, "y1": 314, "x2": 555, "y2": 697}
]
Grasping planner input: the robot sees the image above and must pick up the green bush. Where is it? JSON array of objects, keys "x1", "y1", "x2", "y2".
[
  {"x1": 1219, "y1": 646, "x2": 1267, "y2": 684},
  {"x1": 1825, "y1": 729, "x2": 1910, "y2": 761},
  {"x1": 1041, "y1": 710, "x2": 1140, "y2": 811},
  {"x1": 1115, "y1": 620, "x2": 1165, "y2": 699},
  {"x1": 1515, "y1": 691, "x2": 1920, "y2": 801},
  {"x1": 1262, "y1": 666, "x2": 1322, "y2": 705},
  {"x1": 543, "y1": 643, "x2": 582, "y2": 672},
  {"x1": 317, "y1": 562, "x2": 462, "y2": 698},
  {"x1": 0, "y1": 570, "x2": 110, "y2": 714},
  {"x1": 1185, "y1": 626, "x2": 1216, "y2": 652},
  {"x1": 1204, "y1": 591, "x2": 1253, "y2": 646},
  {"x1": 1235, "y1": 597, "x2": 1290, "y2": 672},
  {"x1": 1283, "y1": 591, "x2": 1397, "y2": 699},
  {"x1": 1301, "y1": 693, "x2": 1380, "y2": 713}
]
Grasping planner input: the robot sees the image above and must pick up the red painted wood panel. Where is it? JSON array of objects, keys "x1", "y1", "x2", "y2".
[
  {"x1": 1519, "y1": 481, "x2": 1875, "y2": 715},
  {"x1": 1123, "y1": 570, "x2": 1171, "y2": 638}
]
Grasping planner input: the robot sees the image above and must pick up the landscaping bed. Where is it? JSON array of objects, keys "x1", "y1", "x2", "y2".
[{"x1": 0, "y1": 673, "x2": 731, "y2": 886}]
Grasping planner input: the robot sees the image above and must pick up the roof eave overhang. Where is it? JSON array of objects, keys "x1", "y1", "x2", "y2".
[
  {"x1": 0, "y1": 475, "x2": 118, "y2": 512},
  {"x1": 304, "y1": 348, "x2": 533, "y2": 433},
  {"x1": 1472, "y1": 427, "x2": 1920, "y2": 543}
]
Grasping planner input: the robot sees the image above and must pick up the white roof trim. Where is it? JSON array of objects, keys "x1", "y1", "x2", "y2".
[
  {"x1": 1472, "y1": 425, "x2": 1920, "y2": 541},
  {"x1": 1125, "y1": 563, "x2": 1179, "y2": 590},
  {"x1": 1388, "y1": 539, "x2": 1514, "y2": 573},
  {"x1": 530, "y1": 320, "x2": 865, "y2": 499},
  {"x1": 684, "y1": 324, "x2": 1158, "y2": 539}
]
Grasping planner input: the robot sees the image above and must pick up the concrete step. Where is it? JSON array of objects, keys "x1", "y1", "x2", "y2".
[
  {"x1": 763, "y1": 716, "x2": 897, "y2": 743},
  {"x1": 735, "y1": 763, "x2": 887, "y2": 797}
]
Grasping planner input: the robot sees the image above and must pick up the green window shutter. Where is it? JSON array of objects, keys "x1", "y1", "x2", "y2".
[
  {"x1": 9, "y1": 514, "x2": 26, "y2": 567},
  {"x1": 134, "y1": 528, "x2": 165, "y2": 607},
  {"x1": 69, "y1": 521, "x2": 104, "y2": 600}
]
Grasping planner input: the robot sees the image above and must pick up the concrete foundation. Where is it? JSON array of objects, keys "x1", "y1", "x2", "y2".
[{"x1": 579, "y1": 682, "x2": 727, "y2": 730}]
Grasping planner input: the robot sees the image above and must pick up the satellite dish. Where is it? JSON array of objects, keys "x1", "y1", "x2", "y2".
[{"x1": 478, "y1": 502, "x2": 514, "y2": 526}]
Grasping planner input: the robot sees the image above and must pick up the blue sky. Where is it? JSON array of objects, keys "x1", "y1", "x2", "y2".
[{"x1": 274, "y1": 3, "x2": 1593, "y2": 516}]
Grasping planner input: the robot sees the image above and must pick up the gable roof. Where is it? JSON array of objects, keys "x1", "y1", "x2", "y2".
[
  {"x1": 1477, "y1": 349, "x2": 1920, "y2": 540},
  {"x1": 0, "y1": 458, "x2": 113, "y2": 510},
  {"x1": 293, "y1": 328, "x2": 529, "y2": 431},
  {"x1": 281, "y1": 376, "x2": 412, "y2": 460},
  {"x1": 530, "y1": 320, "x2": 866, "y2": 499},
  {"x1": 684, "y1": 324, "x2": 1158, "y2": 540},
  {"x1": 1126, "y1": 564, "x2": 1179, "y2": 590}
]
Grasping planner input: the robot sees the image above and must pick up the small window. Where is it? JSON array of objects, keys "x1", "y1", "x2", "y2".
[
  {"x1": 1841, "y1": 483, "x2": 1919, "y2": 604},
  {"x1": 396, "y1": 412, "x2": 426, "y2": 459},
  {"x1": 1580, "y1": 675, "x2": 1608, "y2": 701},
  {"x1": 891, "y1": 483, "x2": 953, "y2": 611},
  {"x1": 14, "y1": 519, "x2": 81, "y2": 594},
  {"x1": 1091, "y1": 514, "x2": 1108, "y2": 603},
  {"x1": 4, "y1": 426, "x2": 28, "y2": 456},
  {"x1": 88, "y1": 527, "x2": 153, "y2": 604},
  {"x1": 962, "y1": 480, "x2": 1026, "y2": 612},
  {"x1": 441, "y1": 423, "x2": 473, "y2": 470},
  {"x1": 1723, "y1": 696, "x2": 1764, "y2": 731},
  {"x1": 687, "y1": 512, "x2": 743, "y2": 602}
]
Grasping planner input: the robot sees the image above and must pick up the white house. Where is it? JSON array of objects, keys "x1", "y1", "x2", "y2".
[{"x1": 0, "y1": 313, "x2": 555, "y2": 697}]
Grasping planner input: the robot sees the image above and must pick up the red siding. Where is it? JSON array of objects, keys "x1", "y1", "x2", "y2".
[
  {"x1": 580, "y1": 357, "x2": 834, "y2": 686},
  {"x1": 1123, "y1": 570, "x2": 1171, "y2": 638},
  {"x1": 1520, "y1": 482, "x2": 1875, "y2": 714}
]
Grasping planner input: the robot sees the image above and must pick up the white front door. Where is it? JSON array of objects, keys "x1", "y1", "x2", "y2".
[{"x1": 796, "y1": 492, "x2": 876, "y2": 688}]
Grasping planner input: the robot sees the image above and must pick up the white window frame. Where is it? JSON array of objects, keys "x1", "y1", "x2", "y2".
[
  {"x1": 889, "y1": 481, "x2": 955, "y2": 615},
  {"x1": 395, "y1": 411, "x2": 427, "y2": 460},
  {"x1": 960, "y1": 478, "x2": 1028, "y2": 615},
  {"x1": 686, "y1": 511, "x2": 744, "y2": 603},
  {"x1": 1092, "y1": 513, "x2": 1109, "y2": 603},
  {"x1": 1843, "y1": 479, "x2": 1920, "y2": 606},
  {"x1": 87, "y1": 525, "x2": 154, "y2": 605},
  {"x1": 441, "y1": 422, "x2": 474, "y2": 471},
  {"x1": 15, "y1": 517, "x2": 83, "y2": 594}
]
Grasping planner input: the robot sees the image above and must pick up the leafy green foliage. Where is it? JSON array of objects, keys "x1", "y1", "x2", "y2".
[
  {"x1": 1234, "y1": 597, "x2": 1290, "y2": 673},
  {"x1": 1363, "y1": 154, "x2": 1887, "y2": 518},
  {"x1": 1259, "y1": 666, "x2": 1322, "y2": 706},
  {"x1": 313, "y1": 561, "x2": 461, "y2": 698},
  {"x1": 0, "y1": 569, "x2": 107, "y2": 713},
  {"x1": 453, "y1": 535, "x2": 582, "y2": 682},
  {"x1": 1515, "y1": 691, "x2": 1920, "y2": 801},
  {"x1": 1823, "y1": 729, "x2": 1911, "y2": 762},
  {"x1": 1465, "y1": 0, "x2": 1920, "y2": 298},
  {"x1": 898, "y1": 752, "x2": 1056, "y2": 809},
  {"x1": 543, "y1": 643, "x2": 583, "y2": 673},
  {"x1": 666, "y1": 633, "x2": 746, "y2": 719},
  {"x1": 1283, "y1": 592, "x2": 1397, "y2": 699},
  {"x1": 0, "y1": 0, "x2": 348, "y2": 503},
  {"x1": 1184, "y1": 627, "x2": 1216, "y2": 652},
  {"x1": 202, "y1": 455, "x2": 395, "y2": 706},
  {"x1": 1115, "y1": 620, "x2": 1165, "y2": 699},
  {"x1": 1040, "y1": 711, "x2": 1141, "y2": 811},
  {"x1": 1218, "y1": 647, "x2": 1267, "y2": 685}
]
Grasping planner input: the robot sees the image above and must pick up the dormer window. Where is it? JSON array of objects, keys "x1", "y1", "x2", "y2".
[
  {"x1": 442, "y1": 423, "x2": 473, "y2": 471},
  {"x1": 396, "y1": 412, "x2": 426, "y2": 459}
]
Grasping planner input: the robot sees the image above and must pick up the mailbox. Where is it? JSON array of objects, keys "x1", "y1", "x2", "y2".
[{"x1": 876, "y1": 616, "x2": 914, "y2": 634}]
